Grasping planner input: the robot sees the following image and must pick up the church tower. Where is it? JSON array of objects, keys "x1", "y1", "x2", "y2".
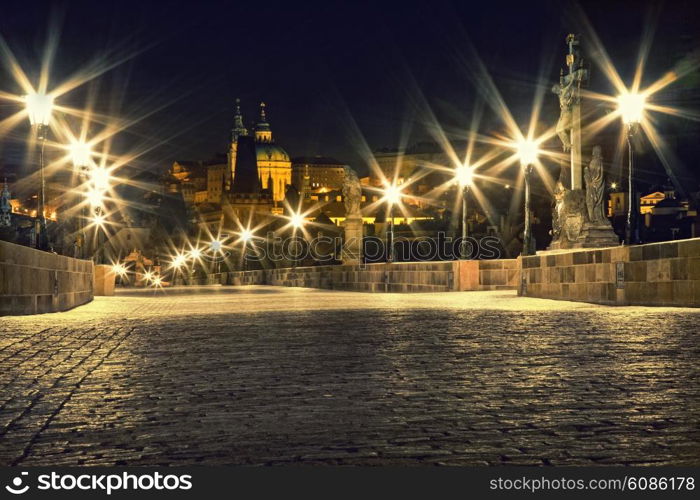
[
  {"x1": 255, "y1": 102, "x2": 272, "y2": 143},
  {"x1": 227, "y1": 98, "x2": 248, "y2": 189},
  {"x1": 253, "y1": 102, "x2": 291, "y2": 204}
]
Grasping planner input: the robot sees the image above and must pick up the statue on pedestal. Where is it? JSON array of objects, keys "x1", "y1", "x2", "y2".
[
  {"x1": 546, "y1": 35, "x2": 619, "y2": 250},
  {"x1": 341, "y1": 167, "x2": 363, "y2": 264},
  {"x1": 584, "y1": 146, "x2": 607, "y2": 225},
  {"x1": 341, "y1": 167, "x2": 362, "y2": 217},
  {"x1": 552, "y1": 70, "x2": 576, "y2": 153},
  {"x1": 551, "y1": 180, "x2": 565, "y2": 240},
  {"x1": 0, "y1": 179, "x2": 11, "y2": 227}
]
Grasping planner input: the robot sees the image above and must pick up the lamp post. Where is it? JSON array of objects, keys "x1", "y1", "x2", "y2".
[
  {"x1": 170, "y1": 253, "x2": 188, "y2": 284},
  {"x1": 383, "y1": 183, "x2": 402, "y2": 263},
  {"x1": 617, "y1": 92, "x2": 645, "y2": 245},
  {"x1": 516, "y1": 139, "x2": 539, "y2": 256},
  {"x1": 456, "y1": 164, "x2": 474, "y2": 259},
  {"x1": 188, "y1": 247, "x2": 202, "y2": 283},
  {"x1": 69, "y1": 140, "x2": 92, "y2": 259},
  {"x1": 25, "y1": 92, "x2": 54, "y2": 251},
  {"x1": 86, "y1": 166, "x2": 110, "y2": 263},
  {"x1": 239, "y1": 229, "x2": 253, "y2": 271},
  {"x1": 290, "y1": 212, "x2": 304, "y2": 269},
  {"x1": 210, "y1": 238, "x2": 224, "y2": 274}
]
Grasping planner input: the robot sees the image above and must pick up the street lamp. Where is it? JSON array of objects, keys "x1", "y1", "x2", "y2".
[
  {"x1": 455, "y1": 164, "x2": 475, "y2": 259},
  {"x1": 210, "y1": 238, "x2": 225, "y2": 274},
  {"x1": 90, "y1": 211, "x2": 106, "y2": 228},
  {"x1": 382, "y1": 183, "x2": 403, "y2": 263},
  {"x1": 69, "y1": 140, "x2": 92, "y2": 176},
  {"x1": 290, "y1": 212, "x2": 304, "y2": 269},
  {"x1": 238, "y1": 229, "x2": 254, "y2": 270},
  {"x1": 69, "y1": 140, "x2": 93, "y2": 259},
  {"x1": 112, "y1": 262, "x2": 128, "y2": 285},
  {"x1": 516, "y1": 139, "x2": 539, "y2": 256},
  {"x1": 25, "y1": 91, "x2": 54, "y2": 251},
  {"x1": 617, "y1": 91, "x2": 645, "y2": 245}
]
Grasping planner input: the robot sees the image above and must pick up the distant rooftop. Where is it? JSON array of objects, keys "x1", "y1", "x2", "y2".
[{"x1": 292, "y1": 156, "x2": 346, "y2": 166}]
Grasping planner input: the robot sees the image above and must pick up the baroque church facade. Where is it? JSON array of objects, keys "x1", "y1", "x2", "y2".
[{"x1": 228, "y1": 100, "x2": 291, "y2": 204}]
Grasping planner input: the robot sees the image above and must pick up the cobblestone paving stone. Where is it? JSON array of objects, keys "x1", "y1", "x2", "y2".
[{"x1": 1, "y1": 286, "x2": 699, "y2": 466}]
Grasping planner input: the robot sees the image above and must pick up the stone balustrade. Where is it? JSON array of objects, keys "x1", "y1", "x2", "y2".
[
  {"x1": 1, "y1": 240, "x2": 94, "y2": 315},
  {"x1": 519, "y1": 237, "x2": 700, "y2": 307}
]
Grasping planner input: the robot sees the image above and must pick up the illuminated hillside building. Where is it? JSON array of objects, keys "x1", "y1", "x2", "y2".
[{"x1": 228, "y1": 100, "x2": 291, "y2": 204}]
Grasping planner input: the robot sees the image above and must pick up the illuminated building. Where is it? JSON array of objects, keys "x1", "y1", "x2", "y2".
[
  {"x1": 292, "y1": 156, "x2": 347, "y2": 194},
  {"x1": 225, "y1": 135, "x2": 274, "y2": 220},
  {"x1": 228, "y1": 100, "x2": 291, "y2": 203}
]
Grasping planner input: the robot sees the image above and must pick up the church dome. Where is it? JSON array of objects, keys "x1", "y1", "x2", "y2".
[{"x1": 256, "y1": 143, "x2": 290, "y2": 163}]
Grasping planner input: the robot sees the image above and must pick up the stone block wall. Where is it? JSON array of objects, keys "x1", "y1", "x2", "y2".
[
  {"x1": 175, "y1": 259, "x2": 519, "y2": 293},
  {"x1": 94, "y1": 265, "x2": 116, "y2": 296},
  {"x1": 1, "y1": 240, "x2": 94, "y2": 315},
  {"x1": 478, "y1": 259, "x2": 520, "y2": 290},
  {"x1": 520, "y1": 238, "x2": 700, "y2": 307}
]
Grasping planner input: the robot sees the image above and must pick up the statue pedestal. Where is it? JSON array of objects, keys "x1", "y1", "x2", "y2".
[
  {"x1": 550, "y1": 222, "x2": 619, "y2": 250},
  {"x1": 573, "y1": 222, "x2": 620, "y2": 248},
  {"x1": 342, "y1": 216, "x2": 363, "y2": 264}
]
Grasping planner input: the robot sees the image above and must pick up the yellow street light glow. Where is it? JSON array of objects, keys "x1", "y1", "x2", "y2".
[
  {"x1": 143, "y1": 271, "x2": 153, "y2": 282},
  {"x1": 85, "y1": 188, "x2": 105, "y2": 207},
  {"x1": 239, "y1": 229, "x2": 253, "y2": 243},
  {"x1": 611, "y1": 182, "x2": 618, "y2": 190},
  {"x1": 152, "y1": 276, "x2": 163, "y2": 287},
  {"x1": 24, "y1": 92, "x2": 54, "y2": 126},
  {"x1": 171, "y1": 253, "x2": 187, "y2": 269},
  {"x1": 189, "y1": 248, "x2": 202, "y2": 259},
  {"x1": 383, "y1": 183, "x2": 402, "y2": 205},
  {"x1": 69, "y1": 140, "x2": 92, "y2": 168},
  {"x1": 290, "y1": 213, "x2": 304, "y2": 229},
  {"x1": 516, "y1": 139, "x2": 539, "y2": 168},
  {"x1": 111, "y1": 263, "x2": 127, "y2": 276},
  {"x1": 90, "y1": 212, "x2": 106, "y2": 227},
  {"x1": 456, "y1": 164, "x2": 475, "y2": 187},
  {"x1": 617, "y1": 92, "x2": 646, "y2": 125},
  {"x1": 210, "y1": 239, "x2": 224, "y2": 252},
  {"x1": 91, "y1": 166, "x2": 111, "y2": 191}
]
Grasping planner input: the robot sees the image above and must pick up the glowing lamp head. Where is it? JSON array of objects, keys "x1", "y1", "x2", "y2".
[
  {"x1": 617, "y1": 92, "x2": 645, "y2": 125},
  {"x1": 69, "y1": 141, "x2": 92, "y2": 168},
  {"x1": 210, "y1": 239, "x2": 223, "y2": 252},
  {"x1": 189, "y1": 248, "x2": 202, "y2": 260},
  {"x1": 384, "y1": 184, "x2": 402, "y2": 205},
  {"x1": 171, "y1": 253, "x2": 187, "y2": 269},
  {"x1": 143, "y1": 271, "x2": 153, "y2": 282},
  {"x1": 85, "y1": 188, "x2": 105, "y2": 208},
  {"x1": 239, "y1": 229, "x2": 253, "y2": 243},
  {"x1": 456, "y1": 164, "x2": 474, "y2": 188},
  {"x1": 111, "y1": 263, "x2": 127, "y2": 276},
  {"x1": 91, "y1": 167, "x2": 111, "y2": 191},
  {"x1": 290, "y1": 213, "x2": 304, "y2": 229},
  {"x1": 25, "y1": 92, "x2": 54, "y2": 126},
  {"x1": 90, "y1": 212, "x2": 106, "y2": 227},
  {"x1": 152, "y1": 276, "x2": 163, "y2": 287},
  {"x1": 611, "y1": 182, "x2": 618, "y2": 190},
  {"x1": 516, "y1": 139, "x2": 539, "y2": 168}
]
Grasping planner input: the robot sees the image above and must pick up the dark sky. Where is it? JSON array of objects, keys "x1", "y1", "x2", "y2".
[{"x1": 1, "y1": 0, "x2": 698, "y2": 185}]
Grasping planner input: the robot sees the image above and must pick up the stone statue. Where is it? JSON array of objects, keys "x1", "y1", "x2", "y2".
[
  {"x1": 584, "y1": 146, "x2": 607, "y2": 224},
  {"x1": 341, "y1": 167, "x2": 362, "y2": 217},
  {"x1": 551, "y1": 180, "x2": 565, "y2": 239},
  {"x1": 552, "y1": 70, "x2": 576, "y2": 152},
  {"x1": 0, "y1": 179, "x2": 12, "y2": 227},
  {"x1": 340, "y1": 167, "x2": 363, "y2": 264}
]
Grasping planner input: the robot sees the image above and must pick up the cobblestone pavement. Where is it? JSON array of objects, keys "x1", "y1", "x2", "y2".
[{"x1": 1, "y1": 286, "x2": 699, "y2": 466}]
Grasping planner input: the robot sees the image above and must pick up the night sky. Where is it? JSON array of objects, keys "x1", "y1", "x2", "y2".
[{"x1": 1, "y1": 0, "x2": 698, "y2": 186}]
